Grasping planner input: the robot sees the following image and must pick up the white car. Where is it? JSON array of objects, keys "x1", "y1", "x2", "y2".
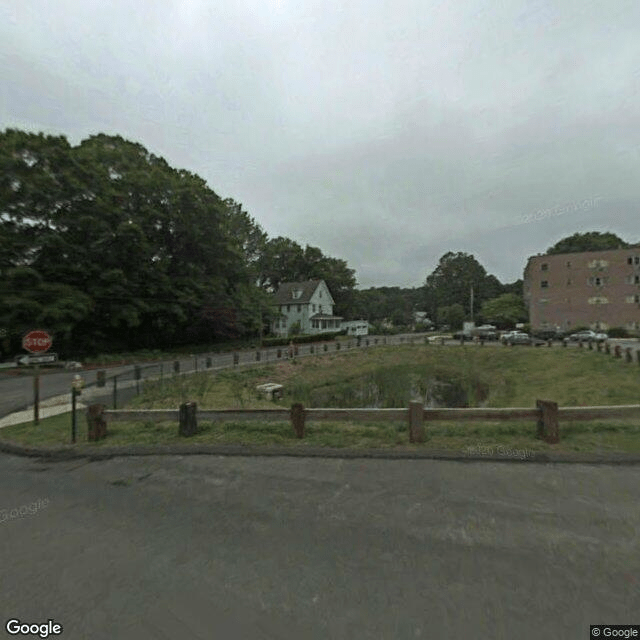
[{"x1": 500, "y1": 331, "x2": 520, "y2": 344}]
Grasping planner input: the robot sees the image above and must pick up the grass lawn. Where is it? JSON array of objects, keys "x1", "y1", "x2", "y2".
[{"x1": 2, "y1": 344, "x2": 640, "y2": 454}]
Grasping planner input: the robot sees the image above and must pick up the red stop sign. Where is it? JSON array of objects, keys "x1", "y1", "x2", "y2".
[{"x1": 22, "y1": 330, "x2": 53, "y2": 353}]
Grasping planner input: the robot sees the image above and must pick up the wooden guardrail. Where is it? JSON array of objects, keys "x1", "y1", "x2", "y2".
[{"x1": 87, "y1": 400, "x2": 640, "y2": 445}]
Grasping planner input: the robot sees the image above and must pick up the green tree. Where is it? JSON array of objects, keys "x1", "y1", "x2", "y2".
[
  {"x1": 546, "y1": 231, "x2": 628, "y2": 255},
  {"x1": 436, "y1": 303, "x2": 465, "y2": 329},
  {"x1": 425, "y1": 252, "x2": 491, "y2": 318},
  {"x1": 479, "y1": 293, "x2": 527, "y2": 327}
]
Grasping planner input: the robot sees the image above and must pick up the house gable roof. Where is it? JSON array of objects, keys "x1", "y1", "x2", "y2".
[{"x1": 272, "y1": 280, "x2": 326, "y2": 305}]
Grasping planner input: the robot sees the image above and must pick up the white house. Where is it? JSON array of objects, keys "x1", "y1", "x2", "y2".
[
  {"x1": 341, "y1": 320, "x2": 370, "y2": 336},
  {"x1": 270, "y1": 280, "x2": 343, "y2": 336}
]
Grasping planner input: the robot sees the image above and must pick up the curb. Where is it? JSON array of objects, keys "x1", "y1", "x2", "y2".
[{"x1": 1, "y1": 440, "x2": 639, "y2": 464}]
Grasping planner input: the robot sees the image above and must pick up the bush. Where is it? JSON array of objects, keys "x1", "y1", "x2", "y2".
[
  {"x1": 262, "y1": 330, "x2": 346, "y2": 347},
  {"x1": 607, "y1": 327, "x2": 630, "y2": 338}
]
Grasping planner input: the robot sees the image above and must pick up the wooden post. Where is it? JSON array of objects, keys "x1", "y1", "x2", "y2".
[
  {"x1": 97, "y1": 370, "x2": 106, "y2": 387},
  {"x1": 256, "y1": 350, "x2": 261, "y2": 361},
  {"x1": 588, "y1": 340, "x2": 593, "y2": 350},
  {"x1": 291, "y1": 403, "x2": 305, "y2": 439},
  {"x1": 174, "y1": 360, "x2": 180, "y2": 374},
  {"x1": 324, "y1": 344, "x2": 328, "y2": 352},
  {"x1": 113, "y1": 376, "x2": 117, "y2": 409},
  {"x1": 605, "y1": 342, "x2": 610, "y2": 354},
  {"x1": 206, "y1": 357, "x2": 212, "y2": 368},
  {"x1": 277, "y1": 349, "x2": 282, "y2": 358},
  {"x1": 596, "y1": 342, "x2": 602, "y2": 352},
  {"x1": 536, "y1": 399, "x2": 559, "y2": 444},
  {"x1": 33, "y1": 364, "x2": 40, "y2": 425},
  {"x1": 625, "y1": 347, "x2": 632, "y2": 363},
  {"x1": 614, "y1": 345, "x2": 621, "y2": 358},
  {"x1": 87, "y1": 404, "x2": 107, "y2": 442},
  {"x1": 578, "y1": 340, "x2": 583, "y2": 349},
  {"x1": 179, "y1": 402, "x2": 198, "y2": 437},
  {"x1": 71, "y1": 387, "x2": 77, "y2": 443},
  {"x1": 233, "y1": 352, "x2": 239, "y2": 366},
  {"x1": 408, "y1": 401, "x2": 425, "y2": 443}
]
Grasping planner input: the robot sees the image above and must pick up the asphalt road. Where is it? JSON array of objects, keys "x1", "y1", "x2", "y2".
[{"x1": 1, "y1": 453, "x2": 638, "y2": 639}]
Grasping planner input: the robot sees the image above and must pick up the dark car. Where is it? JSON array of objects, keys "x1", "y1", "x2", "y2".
[{"x1": 532, "y1": 330, "x2": 565, "y2": 341}]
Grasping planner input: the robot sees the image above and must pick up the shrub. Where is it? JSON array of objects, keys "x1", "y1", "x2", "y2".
[
  {"x1": 607, "y1": 327, "x2": 630, "y2": 338},
  {"x1": 262, "y1": 330, "x2": 346, "y2": 347}
]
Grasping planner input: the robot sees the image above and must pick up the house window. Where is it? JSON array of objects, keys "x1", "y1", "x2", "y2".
[
  {"x1": 541, "y1": 263, "x2": 548, "y2": 271},
  {"x1": 297, "y1": 304, "x2": 301, "y2": 312},
  {"x1": 312, "y1": 304, "x2": 316, "y2": 312},
  {"x1": 540, "y1": 281, "x2": 548, "y2": 288}
]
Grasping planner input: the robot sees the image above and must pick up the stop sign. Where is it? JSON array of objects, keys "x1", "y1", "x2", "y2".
[{"x1": 22, "y1": 330, "x2": 53, "y2": 353}]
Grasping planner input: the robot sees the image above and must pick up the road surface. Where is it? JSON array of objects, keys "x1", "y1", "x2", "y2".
[{"x1": 1, "y1": 453, "x2": 638, "y2": 639}]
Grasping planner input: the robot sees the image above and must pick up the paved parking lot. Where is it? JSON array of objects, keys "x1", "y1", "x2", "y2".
[{"x1": 1, "y1": 452, "x2": 639, "y2": 639}]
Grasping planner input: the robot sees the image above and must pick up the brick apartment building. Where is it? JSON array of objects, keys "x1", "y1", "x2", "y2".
[{"x1": 523, "y1": 248, "x2": 640, "y2": 333}]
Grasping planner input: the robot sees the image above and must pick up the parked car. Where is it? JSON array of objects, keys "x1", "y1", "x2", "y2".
[
  {"x1": 569, "y1": 330, "x2": 608, "y2": 343},
  {"x1": 500, "y1": 330, "x2": 520, "y2": 344},
  {"x1": 452, "y1": 331, "x2": 473, "y2": 341},
  {"x1": 532, "y1": 329, "x2": 565, "y2": 341},
  {"x1": 505, "y1": 332, "x2": 532, "y2": 345},
  {"x1": 473, "y1": 325, "x2": 499, "y2": 341}
]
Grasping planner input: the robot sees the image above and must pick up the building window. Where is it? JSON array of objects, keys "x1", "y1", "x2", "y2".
[
  {"x1": 636, "y1": 276, "x2": 640, "y2": 284},
  {"x1": 566, "y1": 261, "x2": 571, "y2": 267},
  {"x1": 541, "y1": 263, "x2": 548, "y2": 271},
  {"x1": 567, "y1": 278, "x2": 572, "y2": 285},
  {"x1": 636, "y1": 257, "x2": 640, "y2": 265},
  {"x1": 628, "y1": 257, "x2": 633, "y2": 265},
  {"x1": 540, "y1": 281, "x2": 548, "y2": 288}
]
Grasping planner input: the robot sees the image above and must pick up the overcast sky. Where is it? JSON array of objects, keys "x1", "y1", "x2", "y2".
[{"x1": 2, "y1": 0, "x2": 639, "y2": 288}]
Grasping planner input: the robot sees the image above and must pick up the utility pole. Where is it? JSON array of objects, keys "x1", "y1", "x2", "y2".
[{"x1": 470, "y1": 285, "x2": 474, "y2": 322}]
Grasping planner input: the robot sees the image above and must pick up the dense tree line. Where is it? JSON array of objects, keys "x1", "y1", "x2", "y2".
[{"x1": 0, "y1": 130, "x2": 356, "y2": 357}]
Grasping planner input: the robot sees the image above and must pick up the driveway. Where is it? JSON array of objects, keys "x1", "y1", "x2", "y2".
[{"x1": 1, "y1": 453, "x2": 638, "y2": 639}]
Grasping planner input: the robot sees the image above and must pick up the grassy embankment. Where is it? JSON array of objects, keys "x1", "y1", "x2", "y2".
[{"x1": 3, "y1": 344, "x2": 640, "y2": 453}]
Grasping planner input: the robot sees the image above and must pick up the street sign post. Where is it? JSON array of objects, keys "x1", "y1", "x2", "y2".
[
  {"x1": 22, "y1": 330, "x2": 52, "y2": 354},
  {"x1": 22, "y1": 330, "x2": 53, "y2": 425}
]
